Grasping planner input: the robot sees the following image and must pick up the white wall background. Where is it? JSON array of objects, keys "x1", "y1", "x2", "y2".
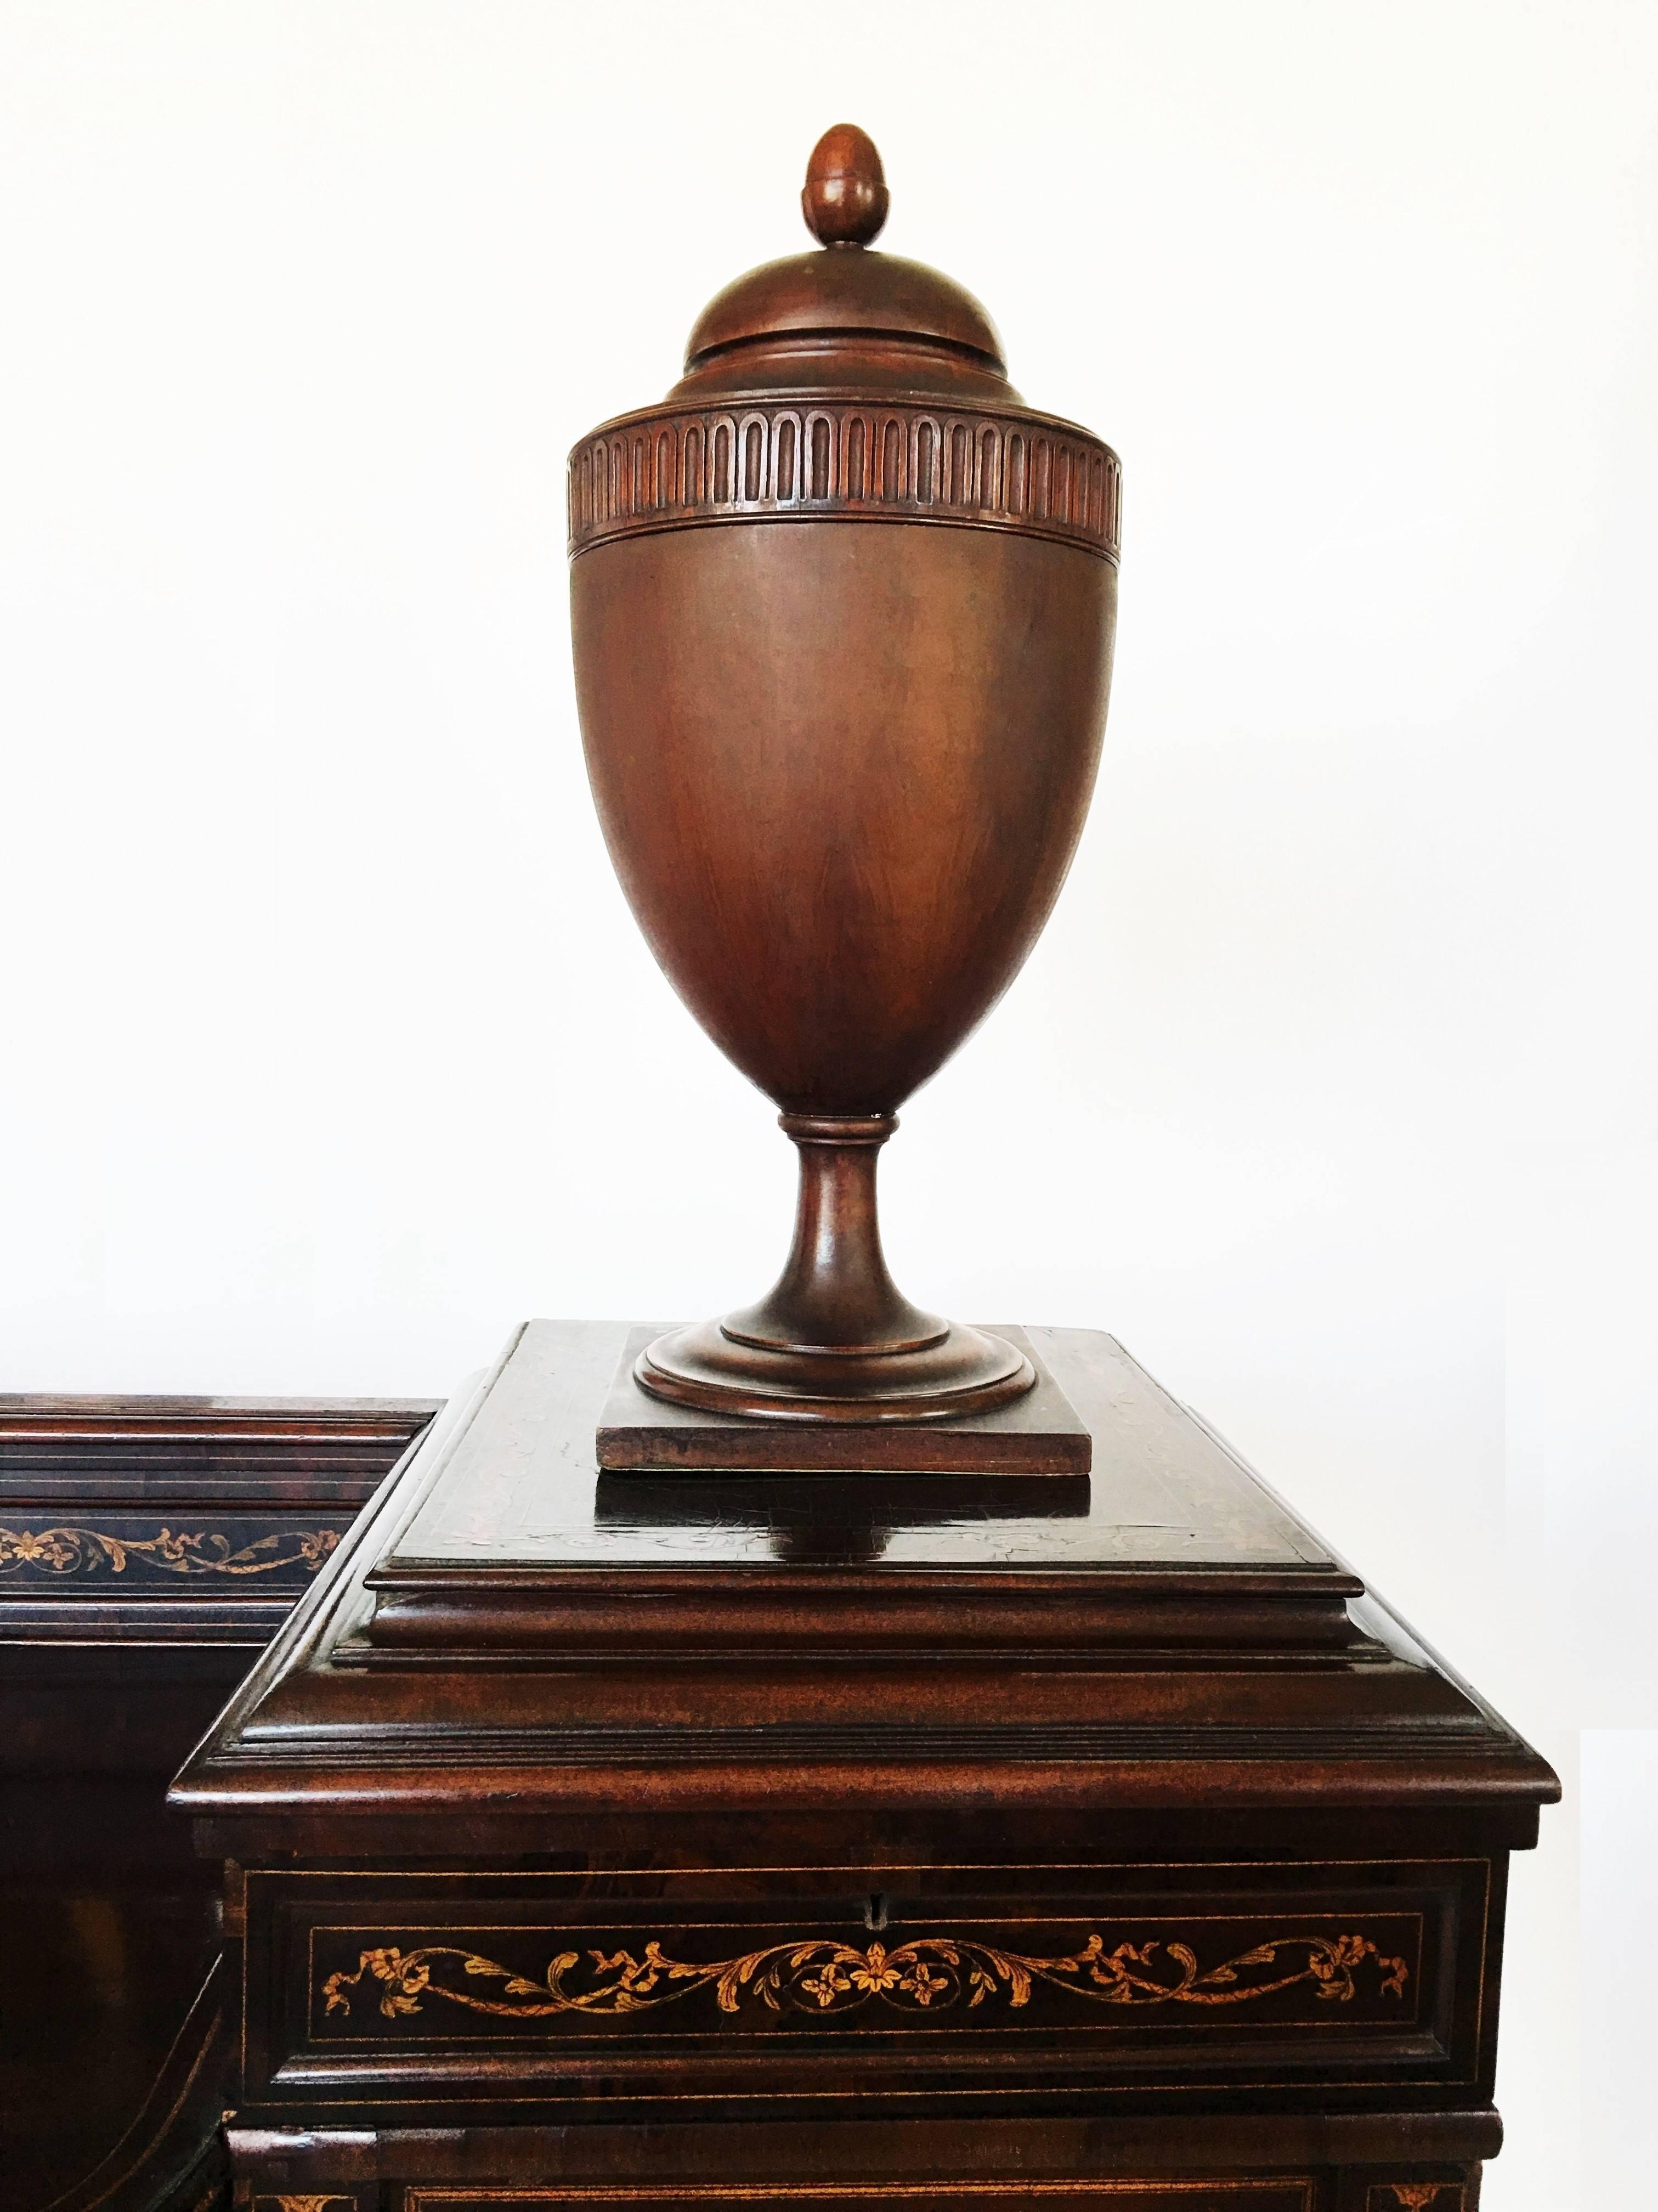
[{"x1": 2, "y1": 3, "x2": 1654, "y2": 2198}]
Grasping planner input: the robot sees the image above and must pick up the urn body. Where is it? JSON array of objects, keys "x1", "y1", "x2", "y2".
[{"x1": 572, "y1": 508, "x2": 1116, "y2": 1116}]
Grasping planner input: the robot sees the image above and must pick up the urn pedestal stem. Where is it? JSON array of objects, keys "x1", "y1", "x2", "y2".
[
  {"x1": 722, "y1": 1115, "x2": 943, "y2": 1359},
  {"x1": 634, "y1": 1115, "x2": 1037, "y2": 1427}
]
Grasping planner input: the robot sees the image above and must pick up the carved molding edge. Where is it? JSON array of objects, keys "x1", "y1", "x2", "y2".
[
  {"x1": 0, "y1": 1523, "x2": 341, "y2": 1578},
  {"x1": 1369, "y1": 2189, "x2": 1464, "y2": 2212},
  {"x1": 321, "y1": 1928, "x2": 1408, "y2": 2028},
  {"x1": 568, "y1": 402, "x2": 1121, "y2": 562}
]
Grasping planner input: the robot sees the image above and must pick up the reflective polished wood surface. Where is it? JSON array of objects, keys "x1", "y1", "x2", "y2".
[
  {"x1": 570, "y1": 128, "x2": 1119, "y2": 1424},
  {"x1": 168, "y1": 1321, "x2": 1555, "y2": 2212}
]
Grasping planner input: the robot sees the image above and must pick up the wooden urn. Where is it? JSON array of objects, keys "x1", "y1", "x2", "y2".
[{"x1": 568, "y1": 127, "x2": 1121, "y2": 1428}]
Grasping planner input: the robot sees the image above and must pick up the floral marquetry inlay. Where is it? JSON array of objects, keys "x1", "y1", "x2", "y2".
[
  {"x1": 567, "y1": 400, "x2": 1121, "y2": 563},
  {"x1": 319, "y1": 1927, "x2": 1409, "y2": 2030},
  {"x1": 253, "y1": 2197, "x2": 357, "y2": 2212},
  {"x1": 0, "y1": 1523, "x2": 341, "y2": 1578}
]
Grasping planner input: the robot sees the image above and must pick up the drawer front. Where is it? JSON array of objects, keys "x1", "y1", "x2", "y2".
[
  {"x1": 247, "y1": 2163, "x2": 1479, "y2": 2212},
  {"x1": 245, "y1": 1856, "x2": 1490, "y2": 2112}
]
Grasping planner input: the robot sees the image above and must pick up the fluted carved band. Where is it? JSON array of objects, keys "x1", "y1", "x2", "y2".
[{"x1": 568, "y1": 401, "x2": 1121, "y2": 562}]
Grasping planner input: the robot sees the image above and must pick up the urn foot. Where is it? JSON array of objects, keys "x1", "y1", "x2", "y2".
[{"x1": 635, "y1": 1314, "x2": 1035, "y2": 1426}]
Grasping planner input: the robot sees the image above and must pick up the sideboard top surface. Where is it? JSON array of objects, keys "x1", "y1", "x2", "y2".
[
  {"x1": 383, "y1": 1320, "x2": 1326, "y2": 1575},
  {"x1": 169, "y1": 1322, "x2": 1559, "y2": 1826}
]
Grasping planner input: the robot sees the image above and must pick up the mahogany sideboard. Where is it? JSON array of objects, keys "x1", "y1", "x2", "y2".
[
  {"x1": 0, "y1": 1392, "x2": 437, "y2": 2212},
  {"x1": 167, "y1": 1321, "x2": 1558, "y2": 2212}
]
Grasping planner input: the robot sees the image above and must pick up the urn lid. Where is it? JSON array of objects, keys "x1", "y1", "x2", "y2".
[
  {"x1": 674, "y1": 125, "x2": 1011, "y2": 403},
  {"x1": 569, "y1": 128, "x2": 1120, "y2": 566}
]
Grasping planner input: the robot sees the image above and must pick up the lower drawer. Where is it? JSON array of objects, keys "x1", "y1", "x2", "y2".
[{"x1": 248, "y1": 2183, "x2": 1475, "y2": 2212}]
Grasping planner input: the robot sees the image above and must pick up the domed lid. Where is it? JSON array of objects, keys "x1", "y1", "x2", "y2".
[
  {"x1": 670, "y1": 126, "x2": 1013, "y2": 404},
  {"x1": 569, "y1": 128, "x2": 1120, "y2": 568}
]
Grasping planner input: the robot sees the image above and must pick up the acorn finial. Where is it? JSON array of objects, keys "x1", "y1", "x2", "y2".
[{"x1": 802, "y1": 125, "x2": 889, "y2": 248}]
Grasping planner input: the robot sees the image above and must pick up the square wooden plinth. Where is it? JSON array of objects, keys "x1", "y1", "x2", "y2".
[{"x1": 594, "y1": 1323, "x2": 1091, "y2": 1475}]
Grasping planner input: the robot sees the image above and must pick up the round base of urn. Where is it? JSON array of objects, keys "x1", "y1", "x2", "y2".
[
  {"x1": 633, "y1": 1112, "x2": 1037, "y2": 1426},
  {"x1": 635, "y1": 1317, "x2": 1035, "y2": 1427}
]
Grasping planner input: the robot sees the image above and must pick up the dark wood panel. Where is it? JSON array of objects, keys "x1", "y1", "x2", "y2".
[
  {"x1": 33, "y1": 1953, "x2": 234, "y2": 2212},
  {"x1": 0, "y1": 1392, "x2": 437, "y2": 1647},
  {"x1": 0, "y1": 1393, "x2": 437, "y2": 1491},
  {"x1": 0, "y1": 1393, "x2": 435, "y2": 2212},
  {"x1": 226, "y1": 2109, "x2": 1496, "y2": 2212}
]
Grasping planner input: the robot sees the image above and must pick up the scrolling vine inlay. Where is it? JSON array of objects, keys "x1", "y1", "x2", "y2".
[
  {"x1": 320, "y1": 1929, "x2": 1409, "y2": 2028},
  {"x1": 0, "y1": 1523, "x2": 341, "y2": 1577},
  {"x1": 253, "y1": 2197, "x2": 358, "y2": 2212}
]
